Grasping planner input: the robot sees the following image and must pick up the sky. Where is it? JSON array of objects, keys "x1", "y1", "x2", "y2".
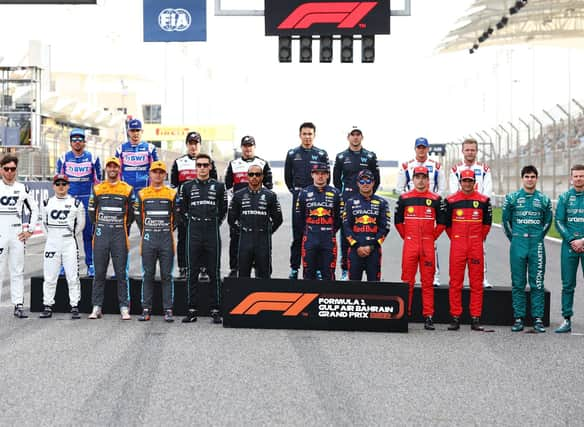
[{"x1": 1, "y1": 0, "x2": 583, "y2": 162}]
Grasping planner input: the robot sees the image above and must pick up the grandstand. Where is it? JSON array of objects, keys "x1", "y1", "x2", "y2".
[{"x1": 439, "y1": 0, "x2": 584, "y2": 203}]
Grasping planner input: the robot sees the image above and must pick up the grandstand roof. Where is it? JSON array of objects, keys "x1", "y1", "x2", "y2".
[{"x1": 438, "y1": 0, "x2": 584, "y2": 53}]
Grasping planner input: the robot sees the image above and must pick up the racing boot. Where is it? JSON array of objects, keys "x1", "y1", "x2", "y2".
[
  {"x1": 424, "y1": 316, "x2": 435, "y2": 331},
  {"x1": 88, "y1": 305, "x2": 102, "y2": 319},
  {"x1": 289, "y1": 268, "x2": 299, "y2": 280},
  {"x1": 471, "y1": 317, "x2": 485, "y2": 331},
  {"x1": 448, "y1": 317, "x2": 460, "y2": 331},
  {"x1": 511, "y1": 318, "x2": 524, "y2": 332},
  {"x1": 340, "y1": 270, "x2": 349, "y2": 281},
  {"x1": 211, "y1": 309, "x2": 222, "y2": 324},
  {"x1": 120, "y1": 306, "x2": 131, "y2": 320},
  {"x1": 71, "y1": 306, "x2": 81, "y2": 320},
  {"x1": 177, "y1": 268, "x2": 187, "y2": 279},
  {"x1": 164, "y1": 309, "x2": 174, "y2": 323},
  {"x1": 555, "y1": 318, "x2": 571, "y2": 334},
  {"x1": 533, "y1": 318, "x2": 546, "y2": 333},
  {"x1": 39, "y1": 305, "x2": 53, "y2": 319},
  {"x1": 138, "y1": 308, "x2": 151, "y2": 322},
  {"x1": 86, "y1": 264, "x2": 95, "y2": 277},
  {"x1": 182, "y1": 309, "x2": 198, "y2": 323},
  {"x1": 14, "y1": 304, "x2": 28, "y2": 319}
]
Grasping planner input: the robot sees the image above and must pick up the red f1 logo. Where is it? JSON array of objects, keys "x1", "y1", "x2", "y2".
[{"x1": 277, "y1": 2, "x2": 378, "y2": 30}]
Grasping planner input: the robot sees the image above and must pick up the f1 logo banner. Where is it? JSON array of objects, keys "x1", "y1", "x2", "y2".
[
  {"x1": 143, "y1": 0, "x2": 206, "y2": 42},
  {"x1": 265, "y1": 0, "x2": 391, "y2": 36},
  {"x1": 223, "y1": 278, "x2": 408, "y2": 332}
]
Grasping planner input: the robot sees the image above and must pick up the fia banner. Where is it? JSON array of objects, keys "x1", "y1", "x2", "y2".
[{"x1": 143, "y1": 0, "x2": 206, "y2": 42}]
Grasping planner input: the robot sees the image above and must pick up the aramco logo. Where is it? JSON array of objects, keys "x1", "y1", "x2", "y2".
[{"x1": 158, "y1": 8, "x2": 192, "y2": 32}]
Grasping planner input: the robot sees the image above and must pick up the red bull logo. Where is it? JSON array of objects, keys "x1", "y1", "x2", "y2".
[
  {"x1": 355, "y1": 215, "x2": 377, "y2": 225},
  {"x1": 309, "y1": 207, "x2": 331, "y2": 217}
]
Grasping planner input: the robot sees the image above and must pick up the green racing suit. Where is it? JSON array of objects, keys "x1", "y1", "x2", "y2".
[
  {"x1": 555, "y1": 188, "x2": 584, "y2": 318},
  {"x1": 502, "y1": 188, "x2": 552, "y2": 319}
]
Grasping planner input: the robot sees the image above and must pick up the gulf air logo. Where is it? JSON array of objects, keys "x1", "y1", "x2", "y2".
[
  {"x1": 278, "y1": 2, "x2": 378, "y2": 30},
  {"x1": 230, "y1": 292, "x2": 318, "y2": 316}
]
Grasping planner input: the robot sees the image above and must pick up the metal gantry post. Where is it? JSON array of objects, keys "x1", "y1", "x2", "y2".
[
  {"x1": 557, "y1": 103, "x2": 572, "y2": 179},
  {"x1": 509, "y1": 122, "x2": 520, "y2": 188},
  {"x1": 498, "y1": 124, "x2": 511, "y2": 193},
  {"x1": 518, "y1": 117, "x2": 531, "y2": 167},
  {"x1": 542, "y1": 109, "x2": 557, "y2": 199},
  {"x1": 530, "y1": 113, "x2": 544, "y2": 193},
  {"x1": 492, "y1": 128, "x2": 502, "y2": 194}
]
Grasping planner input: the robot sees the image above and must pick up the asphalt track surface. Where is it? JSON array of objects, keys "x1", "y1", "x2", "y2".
[{"x1": 1, "y1": 189, "x2": 584, "y2": 425}]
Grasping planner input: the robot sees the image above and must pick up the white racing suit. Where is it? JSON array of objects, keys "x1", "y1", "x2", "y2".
[
  {"x1": 41, "y1": 195, "x2": 85, "y2": 307},
  {"x1": 0, "y1": 180, "x2": 39, "y2": 305}
]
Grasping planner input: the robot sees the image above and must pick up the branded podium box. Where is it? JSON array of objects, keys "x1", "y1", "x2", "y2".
[
  {"x1": 223, "y1": 278, "x2": 409, "y2": 332},
  {"x1": 30, "y1": 277, "x2": 212, "y2": 316},
  {"x1": 30, "y1": 277, "x2": 550, "y2": 327},
  {"x1": 407, "y1": 284, "x2": 551, "y2": 326}
]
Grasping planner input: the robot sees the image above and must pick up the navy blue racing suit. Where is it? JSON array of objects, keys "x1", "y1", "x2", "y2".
[
  {"x1": 295, "y1": 184, "x2": 341, "y2": 280},
  {"x1": 342, "y1": 193, "x2": 390, "y2": 281},
  {"x1": 284, "y1": 145, "x2": 329, "y2": 270},
  {"x1": 333, "y1": 148, "x2": 379, "y2": 271}
]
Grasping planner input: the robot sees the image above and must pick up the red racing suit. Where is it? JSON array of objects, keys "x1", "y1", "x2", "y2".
[
  {"x1": 394, "y1": 190, "x2": 445, "y2": 317},
  {"x1": 445, "y1": 191, "x2": 492, "y2": 318}
]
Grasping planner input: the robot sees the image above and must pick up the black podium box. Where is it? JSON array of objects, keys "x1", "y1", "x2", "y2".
[
  {"x1": 30, "y1": 277, "x2": 213, "y2": 316},
  {"x1": 408, "y1": 284, "x2": 550, "y2": 326}
]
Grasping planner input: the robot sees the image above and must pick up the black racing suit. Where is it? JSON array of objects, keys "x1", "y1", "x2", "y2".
[
  {"x1": 333, "y1": 147, "x2": 380, "y2": 271},
  {"x1": 170, "y1": 154, "x2": 217, "y2": 271},
  {"x1": 284, "y1": 145, "x2": 329, "y2": 270},
  {"x1": 135, "y1": 185, "x2": 179, "y2": 311},
  {"x1": 295, "y1": 184, "x2": 341, "y2": 280},
  {"x1": 225, "y1": 156, "x2": 273, "y2": 271},
  {"x1": 227, "y1": 187, "x2": 283, "y2": 278},
  {"x1": 180, "y1": 178, "x2": 227, "y2": 312}
]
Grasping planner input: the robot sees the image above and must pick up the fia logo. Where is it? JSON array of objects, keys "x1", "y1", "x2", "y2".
[{"x1": 158, "y1": 8, "x2": 192, "y2": 32}]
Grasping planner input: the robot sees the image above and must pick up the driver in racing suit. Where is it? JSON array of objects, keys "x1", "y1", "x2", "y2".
[
  {"x1": 0, "y1": 154, "x2": 40, "y2": 318},
  {"x1": 135, "y1": 161, "x2": 178, "y2": 323},
  {"x1": 170, "y1": 131, "x2": 217, "y2": 279},
  {"x1": 502, "y1": 165, "x2": 552, "y2": 333},
  {"x1": 228, "y1": 164, "x2": 282, "y2": 278},
  {"x1": 342, "y1": 169, "x2": 390, "y2": 282},
  {"x1": 295, "y1": 163, "x2": 341, "y2": 280},
  {"x1": 55, "y1": 128, "x2": 101, "y2": 276},
  {"x1": 180, "y1": 153, "x2": 227, "y2": 324},
  {"x1": 396, "y1": 137, "x2": 446, "y2": 287},
  {"x1": 40, "y1": 174, "x2": 86, "y2": 320},
  {"x1": 448, "y1": 137, "x2": 493, "y2": 288},
  {"x1": 445, "y1": 169, "x2": 492, "y2": 331},
  {"x1": 88, "y1": 157, "x2": 135, "y2": 320}
]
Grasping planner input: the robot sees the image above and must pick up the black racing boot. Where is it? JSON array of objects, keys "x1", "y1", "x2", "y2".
[
  {"x1": 182, "y1": 309, "x2": 198, "y2": 323},
  {"x1": 448, "y1": 317, "x2": 460, "y2": 331},
  {"x1": 39, "y1": 305, "x2": 53, "y2": 319},
  {"x1": 471, "y1": 317, "x2": 485, "y2": 331}
]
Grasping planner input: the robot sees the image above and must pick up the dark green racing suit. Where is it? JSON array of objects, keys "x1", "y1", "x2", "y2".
[
  {"x1": 555, "y1": 188, "x2": 584, "y2": 319},
  {"x1": 502, "y1": 188, "x2": 552, "y2": 319}
]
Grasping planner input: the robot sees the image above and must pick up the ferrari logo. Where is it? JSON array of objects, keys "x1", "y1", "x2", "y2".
[
  {"x1": 426, "y1": 199, "x2": 432, "y2": 206},
  {"x1": 473, "y1": 201, "x2": 479, "y2": 208}
]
